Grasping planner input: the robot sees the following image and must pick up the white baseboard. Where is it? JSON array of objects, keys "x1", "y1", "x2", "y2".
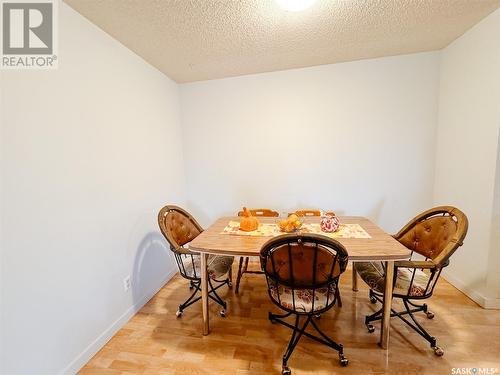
[
  {"x1": 483, "y1": 296, "x2": 500, "y2": 309},
  {"x1": 441, "y1": 270, "x2": 500, "y2": 310},
  {"x1": 58, "y1": 269, "x2": 177, "y2": 375}
]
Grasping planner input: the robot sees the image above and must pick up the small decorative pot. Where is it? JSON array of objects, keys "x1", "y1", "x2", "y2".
[{"x1": 320, "y1": 213, "x2": 340, "y2": 233}]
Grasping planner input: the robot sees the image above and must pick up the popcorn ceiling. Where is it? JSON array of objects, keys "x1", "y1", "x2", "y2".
[{"x1": 65, "y1": 0, "x2": 500, "y2": 83}]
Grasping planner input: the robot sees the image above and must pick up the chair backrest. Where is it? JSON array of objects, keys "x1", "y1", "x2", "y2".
[
  {"x1": 237, "y1": 208, "x2": 279, "y2": 217},
  {"x1": 260, "y1": 234, "x2": 348, "y2": 312},
  {"x1": 158, "y1": 205, "x2": 203, "y2": 252},
  {"x1": 395, "y1": 206, "x2": 468, "y2": 266},
  {"x1": 294, "y1": 209, "x2": 335, "y2": 217}
]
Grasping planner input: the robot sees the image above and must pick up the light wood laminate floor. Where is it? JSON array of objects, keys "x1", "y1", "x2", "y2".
[{"x1": 80, "y1": 265, "x2": 500, "y2": 375}]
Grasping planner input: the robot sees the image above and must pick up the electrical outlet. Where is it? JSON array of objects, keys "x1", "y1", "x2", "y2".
[{"x1": 123, "y1": 275, "x2": 131, "y2": 292}]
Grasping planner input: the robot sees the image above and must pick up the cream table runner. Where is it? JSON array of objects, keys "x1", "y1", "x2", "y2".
[{"x1": 221, "y1": 221, "x2": 371, "y2": 239}]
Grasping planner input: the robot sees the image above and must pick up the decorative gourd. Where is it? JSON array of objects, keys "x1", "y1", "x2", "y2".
[
  {"x1": 320, "y1": 212, "x2": 340, "y2": 233},
  {"x1": 239, "y1": 207, "x2": 259, "y2": 231},
  {"x1": 278, "y1": 213, "x2": 302, "y2": 233}
]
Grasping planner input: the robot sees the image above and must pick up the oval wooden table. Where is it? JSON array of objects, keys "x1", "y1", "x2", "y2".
[{"x1": 189, "y1": 216, "x2": 411, "y2": 350}]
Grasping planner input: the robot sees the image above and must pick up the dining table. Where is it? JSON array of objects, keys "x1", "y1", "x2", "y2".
[{"x1": 189, "y1": 215, "x2": 411, "y2": 350}]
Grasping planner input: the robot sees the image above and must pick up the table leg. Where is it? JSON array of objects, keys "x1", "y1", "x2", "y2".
[
  {"x1": 201, "y1": 253, "x2": 209, "y2": 335},
  {"x1": 352, "y1": 262, "x2": 358, "y2": 292},
  {"x1": 380, "y1": 260, "x2": 394, "y2": 349}
]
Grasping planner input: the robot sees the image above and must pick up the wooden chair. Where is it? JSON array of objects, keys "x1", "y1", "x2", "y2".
[
  {"x1": 260, "y1": 234, "x2": 349, "y2": 374},
  {"x1": 158, "y1": 205, "x2": 234, "y2": 317},
  {"x1": 235, "y1": 208, "x2": 279, "y2": 294},
  {"x1": 355, "y1": 206, "x2": 468, "y2": 356},
  {"x1": 294, "y1": 209, "x2": 335, "y2": 217}
]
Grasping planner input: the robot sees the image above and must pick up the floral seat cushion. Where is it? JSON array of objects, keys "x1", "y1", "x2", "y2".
[
  {"x1": 269, "y1": 282, "x2": 337, "y2": 313},
  {"x1": 180, "y1": 253, "x2": 234, "y2": 280},
  {"x1": 354, "y1": 261, "x2": 432, "y2": 297}
]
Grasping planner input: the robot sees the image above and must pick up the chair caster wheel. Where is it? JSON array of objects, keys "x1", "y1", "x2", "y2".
[
  {"x1": 366, "y1": 324, "x2": 375, "y2": 333},
  {"x1": 282, "y1": 365, "x2": 291, "y2": 375},
  {"x1": 176, "y1": 310, "x2": 183, "y2": 318},
  {"x1": 220, "y1": 309, "x2": 226, "y2": 317},
  {"x1": 433, "y1": 346, "x2": 444, "y2": 356},
  {"x1": 313, "y1": 314, "x2": 321, "y2": 320},
  {"x1": 339, "y1": 355, "x2": 349, "y2": 367},
  {"x1": 370, "y1": 296, "x2": 377, "y2": 304},
  {"x1": 268, "y1": 312, "x2": 276, "y2": 323},
  {"x1": 426, "y1": 311, "x2": 435, "y2": 319}
]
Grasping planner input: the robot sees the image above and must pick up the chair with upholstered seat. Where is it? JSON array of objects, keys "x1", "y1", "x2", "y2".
[
  {"x1": 158, "y1": 205, "x2": 234, "y2": 317},
  {"x1": 260, "y1": 234, "x2": 349, "y2": 374},
  {"x1": 293, "y1": 209, "x2": 342, "y2": 307},
  {"x1": 235, "y1": 208, "x2": 279, "y2": 294},
  {"x1": 354, "y1": 206, "x2": 468, "y2": 356}
]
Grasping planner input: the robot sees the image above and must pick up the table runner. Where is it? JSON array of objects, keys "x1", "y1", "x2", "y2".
[{"x1": 221, "y1": 221, "x2": 371, "y2": 239}]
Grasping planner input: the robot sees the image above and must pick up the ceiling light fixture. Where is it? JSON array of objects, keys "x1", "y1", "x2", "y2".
[{"x1": 277, "y1": 0, "x2": 316, "y2": 12}]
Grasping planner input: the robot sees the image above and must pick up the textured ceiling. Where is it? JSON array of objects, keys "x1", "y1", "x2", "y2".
[{"x1": 64, "y1": 0, "x2": 500, "y2": 83}]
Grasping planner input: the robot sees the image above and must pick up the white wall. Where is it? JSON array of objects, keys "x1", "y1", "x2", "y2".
[
  {"x1": 0, "y1": 3, "x2": 185, "y2": 374},
  {"x1": 180, "y1": 52, "x2": 440, "y2": 233},
  {"x1": 434, "y1": 7, "x2": 500, "y2": 307},
  {"x1": 0, "y1": 67, "x2": 4, "y2": 374},
  {"x1": 0, "y1": 4, "x2": 497, "y2": 374},
  {"x1": 487, "y1": 131, "x2": 500, "y2": 300}
]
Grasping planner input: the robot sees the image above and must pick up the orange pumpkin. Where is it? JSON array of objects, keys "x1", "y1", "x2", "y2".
[
  {"x1": 278, "y1": 214, "x2": 302, "y2": 233},
  {"x1": 239, "y1": 207, "x2": 259, "y2": 231}
]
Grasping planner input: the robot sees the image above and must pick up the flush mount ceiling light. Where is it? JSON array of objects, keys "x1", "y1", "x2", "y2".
[{"x1": 277, "y1": 0, "x2": 316, "y2": 12}]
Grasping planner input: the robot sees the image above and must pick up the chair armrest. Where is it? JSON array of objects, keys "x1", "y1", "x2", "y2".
[
  {"x1": 172, "y1": 246, "x2": 197, "y2": 255},
  {"x1": 394, "y1": 260, "x2": 437, "y2": 269}
]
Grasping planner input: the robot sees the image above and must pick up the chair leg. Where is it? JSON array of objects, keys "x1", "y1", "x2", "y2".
[
  {"x1": 243, "y1": 256, "x2": 250, "y2": 273},
  {"x1": 363, "y1": 293, "x2": 443, "y2": 356},
  {"x1": 177, "y1": 281, "x2": 202, "y2": 316},
  {"x1": 177, "y1": 278, "x2": 230, "y2": 317},
  {"x1": 282, "y1": 315, "x2": 309, "y2": 373},
  {"x1": 335, "y1": 288, "x2": 342, "y2": 307},
  {"x1": 208, "y1": 278, "x2": 227, "y2": 307},
  {"x1": 235, "y1": 257, "x2": 244, "y2": 294},
  {"x1": 407, "y1": 300, "x2": 434, "y2": 319},
  {"x1": 269, "y1": 311, "x2": 292, "y2": 322},
  {"x1": 269, "y1": 311, "x2": 348, "y2": 371},
  {"x1": 227, "y1": 264, "x2": 233, "y2": 288},
  {"x1": 365, "y1": 305, "x2": 383, "y2": 333},
  {"x1": 401, "y1": 299, "x2": 442, "y2": 355},
  {"x1": 310, "y1": 317, "x2": 345, "y2": 355}
]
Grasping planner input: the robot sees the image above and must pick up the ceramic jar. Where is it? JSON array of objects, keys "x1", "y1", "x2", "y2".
[{"x1": 320, "y1": 213, "x2": 340, "y2": 232}]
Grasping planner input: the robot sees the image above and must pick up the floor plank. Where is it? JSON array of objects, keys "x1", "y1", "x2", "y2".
[{"x1": 79, "y1": 265, "x2": 500, "y2": 375}]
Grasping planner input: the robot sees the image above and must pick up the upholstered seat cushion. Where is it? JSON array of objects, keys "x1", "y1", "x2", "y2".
[
  {"x1": 354, "y1": 262, "x2": 432, "y2": 297},
  {"x1": 269, "y1": 282, "x2": 337, "y2": 313},
  {"x1": 181, "y1": 253, "x2": 234, "y2": 280}
]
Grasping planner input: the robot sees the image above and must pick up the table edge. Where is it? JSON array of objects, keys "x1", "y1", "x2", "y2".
[{"x1": 188, "y1": 245, "x2": 411, "y2": 261}]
